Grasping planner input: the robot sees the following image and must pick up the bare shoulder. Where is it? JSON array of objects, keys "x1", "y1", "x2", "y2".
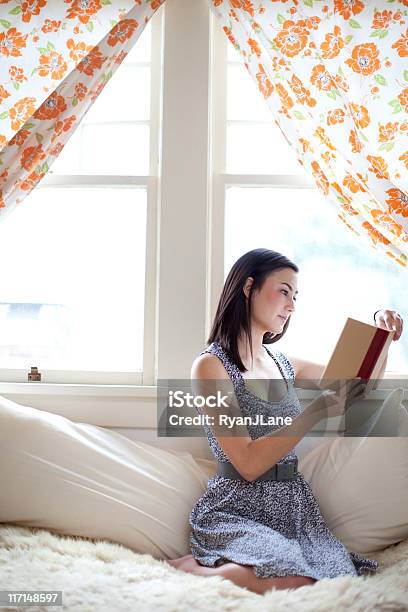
[{"x1": 191, "y1": 352, "x2": 229, "y2": 380}]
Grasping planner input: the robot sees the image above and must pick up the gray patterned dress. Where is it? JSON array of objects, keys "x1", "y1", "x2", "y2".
[{"x1": 189, "y1": 341, "x2": 379, "y2": 580}]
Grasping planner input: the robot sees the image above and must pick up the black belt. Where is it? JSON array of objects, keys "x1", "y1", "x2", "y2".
[{"x1": 217, "y1": 457, "x2": 299, "y2": 482}]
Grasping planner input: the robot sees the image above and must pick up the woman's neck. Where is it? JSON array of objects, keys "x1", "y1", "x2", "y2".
[{"x1": 237, "y1": 330, "x2": 267, "y2": 365}]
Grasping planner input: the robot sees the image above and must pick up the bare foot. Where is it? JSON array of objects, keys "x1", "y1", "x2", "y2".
[{"x1": 163, "y1": 554, "x2": 196, "y2": 569}]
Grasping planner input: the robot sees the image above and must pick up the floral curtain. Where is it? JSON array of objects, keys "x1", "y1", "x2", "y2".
[
  {"x1": 209, "y1": 0, "x2": 408, "y2": 268},
  {"x1": 0, "y1": 0, "x2": 164, "y2": 222}
]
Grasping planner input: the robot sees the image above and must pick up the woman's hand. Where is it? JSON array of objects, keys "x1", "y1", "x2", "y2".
[
  {"x1": 374, "y1": 309, "x2": 404, "y2": 341},
  {"x1": 313, "y1": 378, "x2": 367, "y2": 421}
]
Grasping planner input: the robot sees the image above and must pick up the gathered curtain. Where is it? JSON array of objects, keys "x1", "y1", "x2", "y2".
[
  {"x1": 0, "y1": 0, "x2": 407, "y2": 268},
  {"x1": 0, "y1": 0, "x2": 164, "y2": 222},
  {"x1": 210, "y1": 0, "x2": 408, "y2": 268}
]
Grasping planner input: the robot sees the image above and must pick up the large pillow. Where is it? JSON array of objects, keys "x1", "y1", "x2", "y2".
[
  {"x1": 0, "y1": 395, "x2": 210, "y2": 559},
  {"x1": 299, "y1": 387, "x2": 408, "y2": 554}
]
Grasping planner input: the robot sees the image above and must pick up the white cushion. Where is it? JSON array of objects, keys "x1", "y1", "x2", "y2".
[
  {"x1": 299, "y1": 388, "x2": 408, "y2": 554},
  {"x1": 0, "y1": 395, "x2": 209, "y2": 559}
]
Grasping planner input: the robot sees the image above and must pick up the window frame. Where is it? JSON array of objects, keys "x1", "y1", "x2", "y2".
[
  {"x1": 0, "y1": 10, "x2": 164, "y2": 386},
  {"x1": 210, "y1": 19, "x2": 406, "y2": 379},
  {"x1": 0, "y1": 3, "x2": 405, "y2": 422}
]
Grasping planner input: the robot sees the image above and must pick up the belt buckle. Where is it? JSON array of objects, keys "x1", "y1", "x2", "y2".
[
  {"x1": 277, "y1": 459, "x2": 298, "y2": 481},
  {"x1": 276, "y1": 462, "x2": 293, "y2": 481}
]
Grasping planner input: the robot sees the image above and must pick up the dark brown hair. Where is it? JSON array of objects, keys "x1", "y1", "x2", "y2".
[{"x1": 207, "y1": 248, "x2": 299, "y2": 372}]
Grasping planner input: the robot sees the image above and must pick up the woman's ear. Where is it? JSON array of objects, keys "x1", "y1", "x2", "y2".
[{"x1": 243, "y1": 276, "x2": 254, "y2": 299}]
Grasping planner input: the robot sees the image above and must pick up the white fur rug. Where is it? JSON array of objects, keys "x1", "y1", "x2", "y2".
[{"x1": 1, "y1": 524, "x2": 408, "y2": 611}]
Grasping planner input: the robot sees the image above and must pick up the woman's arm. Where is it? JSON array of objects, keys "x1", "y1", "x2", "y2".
[
  {"x1": 286, "y1": 355, "x2": 326, "y2": 390},
  {"x1": 191, "y1": 354, "x2": 322, "y2": 482}
]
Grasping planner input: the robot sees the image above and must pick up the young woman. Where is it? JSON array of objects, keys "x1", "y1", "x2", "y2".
[{"x1": 166, "y1": 248, "x2": 404, "y2": 595}]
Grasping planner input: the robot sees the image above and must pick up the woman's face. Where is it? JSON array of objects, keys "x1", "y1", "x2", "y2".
[{"x1": 245, "y1": 268, "x2": 298, "y2": 334}]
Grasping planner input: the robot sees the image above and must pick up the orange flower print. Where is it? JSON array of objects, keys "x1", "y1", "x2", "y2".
[
  {"x1": 320, "y1": 25, "x2": 345, "y2": 59},
  {"x1": 20, "y1": 143, "x2": 46, "y2": 171},
  {"x1": 230, "y1": 1, "x2": 254, "y2": 17},
  {"x1": 345, "y1": 43, "x2": 381, "y2": 76},
  {"x1": 327, "y1": 108, "x2": 345, "y2": 125},
  {"x1": 0, "y1": 85, "x2": 10, "y2": 104},
  {"x1": 19, "y1": 170, "x2": 45, "y2": 191},
  {"x1": 391, "y1": 29, "x2": 408, "y2": 58},
  {"x1": 349, "y1": 103, "x2": 370, "y2": 129},
  {"x1": 107, "y1": 19, "x2": 138, "y2": 46},
  {"x1": 330, "y1": 181, "x2": 356, "y2": 204},
  {"x1": 34, "y1": 91, "x2": 67, "y2": 120},
  {"x1": 0, "y1": 134, "x2": 7, "y2": 153},
  {"x1": 315, "y1": 126, "x2": 335, "y2": 151},
  {"x1": 65, "y1": 0, "x2": 102, "y2": 25},
  {"x1": 74, "y1": 82, "x2": 88, "y2": 101},
  {"x1": 349, "y1": 128, "x2": 363, "y2": 153},
  {"x1": 49, "y1": 142, "x2": 64, "y2": 156},
  {"x1": 310, "y1": 65, "x2": 337, "y2": 92},
  {"x1": 372, "y1": 10, "x2": 393, "y2": 30},
  {"x1": 299, "y1": 137, "x2": 312, "y2": 154},
  {"x1": 41, "y1": 19, "x2": 61, "y2": 33},
  {"x1": 343, "y1": 173, "x2": 365, "y2": 193},
  {"x1": 9, "y1": 128, "x2": 31, "y2": 147},
  {"x1": 275, "y1": 82, "x2": 294, "y2": 112},
  {"x1": 333, "y1": 73, "x2": 349, "y2": 93},
  {"x1": 256, "y1": 64, "x2": 273, "y2": 98},
  {"x1": 38, "y1": 51, "x2": 68, "y2": 81},
  {"x1": 398, "y1": 87, "x2": 408, "y2": 113},
  {"x1": 334, "y1": 0, "x2": 364, "y2": 20},
  {"x1": 289, "y1": 75, "x2": 316, "y2": 107},
  {"x1": 9, "y1": 97, "x2": 36, "y2": 132},
  {"x1": 66, "y1": 38, "x2": 93, "y2": 63},
  {"x1": 223, "y1": 26, "x2": 237, "y2": 48},
  {"x1": 248, "y1": 38, "x2": 261, "y2": 57},
  {"x1": 386, "y1": 188, "x2": 408, "y2": 218},
  {"x1": 9, "y1": 65, "x2": 27, "y2": 83},
  {"x1": 114, "y1": 50, "x2": 128, "y2": 65},
  {"x1": 52, "y1": 115, "x2": 76, "y2": 141},
  {"x1": 361, "y1": 221, "x2": 390, "y2": 246},
  {"x1": 90, "y1": 80, "x2": 106, "y2": 103},
  {"x1": 77, "y1": 46, "x2": 105, "y2": 76},
  {"x1": 21, "y1": 0, "x2": 47, "y2": 23},
  {"x1": 274, "y1": 20, "x2": 309, "y2": 58},
  {"x1": 311, "y1": 160, "x2": 329, "y2": 195},
  {"x1": 400, "y1": 150, "x2": 408, "y2": 170},
  {"x1": 0, "y1": 27, "x2": 27, "y2": 57},
  {"x1": 370, "y1": 211, "x2": 404, "y2": 240},
  {"x1": 378, "y1": 121, "x2": 399, "y2": 144},
  {"x1": 367, "y1": 155, "x2": 390, "y2": 180}
]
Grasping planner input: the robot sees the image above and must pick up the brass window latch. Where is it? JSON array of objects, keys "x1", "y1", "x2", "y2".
[{"x1": 28, "y1": 367, "x2": 41, "y2": 382}]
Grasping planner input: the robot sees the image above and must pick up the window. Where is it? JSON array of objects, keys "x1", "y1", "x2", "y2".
[
  {"x1": 217, "y1": 28, "x2": 407, "y2": 374},
  {"x1": 0, "y1": 15, "x2": 162, "y2": 384},
  {"x1": 0, "y1": 5, "x2": 405, "y2": 399}
]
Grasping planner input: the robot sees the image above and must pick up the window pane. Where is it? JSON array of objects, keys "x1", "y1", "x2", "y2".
[
  {"x1": 122, "y1": 20, "x2": 152, "y2": 64},
  {"x1": 225, "y1": 187, "x2": 408, "y2": 374},
  {"x1": 228, "y1": 63, "x2": 271, "y2": 122},
  {"x1": 84, "y1": 66, "x2": 151, "y2": 123},
  {"x1": 52, "y1": 123, "x2": 150, "y2": 175},
  {"x1": 227, "y1": 123, "x2": 307, "y2": 175},
  {"x1": 0, "y1": 187, "x2": 146, "y2": 372}
]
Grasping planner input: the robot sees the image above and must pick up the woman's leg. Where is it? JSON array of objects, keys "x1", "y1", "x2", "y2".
[{"x1": 164, "y1": 555, "x2": 317, "y2": 595}]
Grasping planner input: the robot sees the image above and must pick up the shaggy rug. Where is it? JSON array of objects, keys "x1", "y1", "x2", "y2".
[{"x1": 1, "y1": 524, "x2": 408, "y2": 612}]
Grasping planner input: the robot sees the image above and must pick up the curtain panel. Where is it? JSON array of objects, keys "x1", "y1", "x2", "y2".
[
  {"x1": 0, "y1": 0, "x2": 164, "y2": 222},
  {"x1": 0, "y1": 0, "x2": 407, "y2": 268},
  {"x1": 209, "y1": 0, "x2": 408, "y2": 268}
]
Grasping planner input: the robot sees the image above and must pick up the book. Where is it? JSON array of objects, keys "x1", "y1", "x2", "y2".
[{"x1": 319, "y1": 317, "x2": 395, "y2": 392}]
